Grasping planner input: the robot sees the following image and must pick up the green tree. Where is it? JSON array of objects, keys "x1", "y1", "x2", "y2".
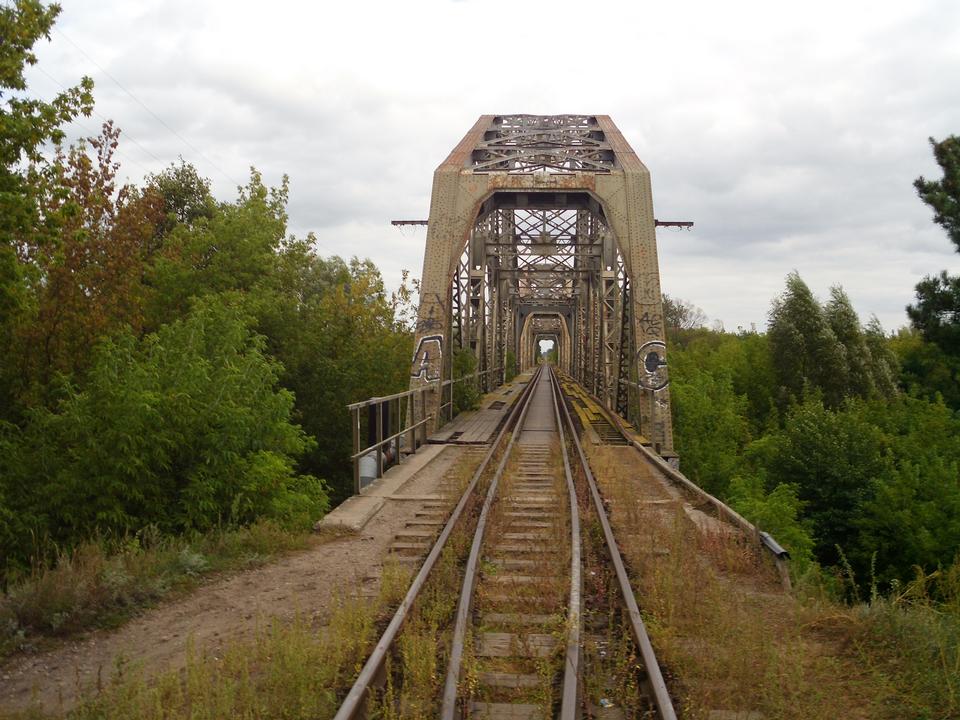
[
  {"x1": 0, "y1": 297, "x2": 326, "y2": 567},
  {"x1": 0, "y1": 0, "x2": 93, "y2": 419},
  {"x1": 851, "y1": 395, "x2": 960, "y2": 587},
  {"x1": 144, "y1": 169, "x2": 289, "y2": 329},
  {"x1": 907, "y1": 271, "x2": 960, "y2": 357},
  {"x1": 253, "y1": 251, "x2": 412, "y2": 502},
  {"x1": 669, "y1": 343, "x2": 752, "y2": 498},
  {"x1": 914, "y1": 135, "x2": 960, "y2": 252},
  {"x1": 728, "y1": 473, "x2": 814, "y2": 568},
  {"x1": 767, "y1": 272, "x2": 847, "y2": 407},
  {"x1": 863, "y1": 316, "x2": 899, "y2": 397},
  {"x1": 825, "y1": 285, "x2": 877, "y2": 398},
  {"x1": 760, "y1": 398, "x2": 889, "y2": 567},
  {"x1": 907, "y1": 135, "x2": 960, "y2": 366},
  {"x1": 891, "y1": 327, "x2": 960, "y2": 409},
  {"x1": 147, "y1": 159, "x2": 216, "y2": 243}
]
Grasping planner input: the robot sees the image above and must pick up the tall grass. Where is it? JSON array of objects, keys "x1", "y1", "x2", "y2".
[
  {"x1": 1, "y1": 520, "x2": 321, "y2": 658},
  {"x1": 585, "y1": 444, "x2": 892, "y2": 718}
]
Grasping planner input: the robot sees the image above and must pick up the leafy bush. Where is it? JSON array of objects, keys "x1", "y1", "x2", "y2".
[
  {"x1": 452, "y1": 348, "x2": 480, "y2": 414},
  {"x1": 0, "y1": 298, "x2": 327, "y2": 570}
]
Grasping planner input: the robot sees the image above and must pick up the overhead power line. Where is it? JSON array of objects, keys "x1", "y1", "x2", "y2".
[
  {"x1": 55, "y1": 27, "x2": 241, "y2": 187},
  {"x1": 36, "y1": 65, "x2": 163, "y2": 173}
]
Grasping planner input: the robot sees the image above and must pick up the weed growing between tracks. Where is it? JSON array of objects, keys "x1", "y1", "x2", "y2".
[
  {"x1": 367, "y1": 448, "x2": 486, "y2": 719},
  {"x1": 0, "y1": 441, "x2": 496, "y2": 720},
  {"x1": 0, "y1": 520, "x2": 323, "y2": 659},
  {"x1": 577, "y1": 504, "x2": 657, "y2": 716}
]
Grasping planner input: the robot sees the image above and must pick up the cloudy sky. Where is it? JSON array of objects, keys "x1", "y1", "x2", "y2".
[{"x1": 25, "y1": 0, "x2": 960, "y2": 331}]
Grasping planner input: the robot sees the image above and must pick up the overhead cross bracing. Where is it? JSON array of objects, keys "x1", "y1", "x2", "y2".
[
  {"x1": 471, "y1": 114, "x2": 615, "y2": 174},
  {"x1": 409, "y1": 114, "x2": 677, "y2": 461}
]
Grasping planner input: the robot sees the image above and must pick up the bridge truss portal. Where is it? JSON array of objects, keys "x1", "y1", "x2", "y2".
[{"x1": 409, "y1": 114, "x2": 675, "y2": 459}]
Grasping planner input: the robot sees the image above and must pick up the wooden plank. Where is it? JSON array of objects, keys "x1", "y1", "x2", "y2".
[
  {"x1": 478, "y1": 632, "x2": 556, "y2": 657},
  {"x1": 469, "y1": 702, "x2": 542, "y2": 719}
]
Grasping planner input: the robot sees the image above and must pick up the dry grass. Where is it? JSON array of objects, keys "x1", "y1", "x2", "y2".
[
  {"x1": 0, "y1": 520, "x2": 322, "y2": 659},
  {"x1": 584, "y1": 443, "x2": 897, "y2": 719},
  {"x1": 0, "y1": 558, "x2": 412, "y2": 720}
]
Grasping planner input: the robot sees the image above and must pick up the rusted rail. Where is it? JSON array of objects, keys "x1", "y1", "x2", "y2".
[
  {"x1": 551, "y1": 369, "x2": 678, "y2": 719},
  {"x1": 440, "y1": 364, "x2": 583, "y2": 719},
  {"x1": 332, "y1": 367, "x2": 540, "y2": 720}
]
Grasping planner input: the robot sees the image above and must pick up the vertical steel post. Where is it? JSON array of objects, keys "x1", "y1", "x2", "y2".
[
  {"x1": 352, "y1": 406, "x2": 360, "y2": 495},
  {"x1": 376, "y1": 401, "x2": 384, "y2": 479}
]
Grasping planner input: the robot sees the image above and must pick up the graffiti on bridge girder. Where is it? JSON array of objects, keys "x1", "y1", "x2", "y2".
[
  {"x1": 637, "y1": 310, "x2": 663, "y2": 338},
  {"x1": 637, "y1": 340, "x2": 669, "y2": 391},
  {"x1": 410, "y1": 334, "x2": 443, "y2": 382}
]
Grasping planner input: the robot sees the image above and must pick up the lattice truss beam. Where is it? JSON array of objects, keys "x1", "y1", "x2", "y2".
[{"x1": 471, "y1": 115, "x2": 615, "y2": 174}]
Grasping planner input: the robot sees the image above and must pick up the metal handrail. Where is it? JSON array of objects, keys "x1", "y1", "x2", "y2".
[
  {"x1": 347, "y1": 365, "x2": 505, "y2": 493},
  {"x1": 349, "y1": 416, "x2": 433, "y2": 461}
]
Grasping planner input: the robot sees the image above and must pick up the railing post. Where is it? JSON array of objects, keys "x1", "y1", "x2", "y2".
[
  {"x1": 376, "y1": 400, "x2": 384, "y2": 479},
  {"x1": 424, "y1": 386, "x2": 429, "y2": 443},
  {"x1": 352, "y1": 406, "x2": 361, "y2": 495},
  {"x1": 407, "y1": 394, "x2": 415, "y2": 458}
]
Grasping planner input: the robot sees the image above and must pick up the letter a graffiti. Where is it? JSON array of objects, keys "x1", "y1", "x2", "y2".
[{"x1": 410, "y1": 335, "x2": 443, "y2": 381}]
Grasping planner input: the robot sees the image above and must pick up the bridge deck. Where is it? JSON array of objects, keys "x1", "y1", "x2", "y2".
[{"x1": 429, "y1": 371, "x2": 534, "y2": 444}]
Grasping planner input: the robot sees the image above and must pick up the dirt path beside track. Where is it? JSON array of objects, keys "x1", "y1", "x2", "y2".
[{"x1": 0, "y1": 447, "x2": 469, "y2": 715}]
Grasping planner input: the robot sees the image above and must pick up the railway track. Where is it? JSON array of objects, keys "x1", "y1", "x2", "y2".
[{"x1": 334, "y1": 365, "x2": 676, "y2": 720}]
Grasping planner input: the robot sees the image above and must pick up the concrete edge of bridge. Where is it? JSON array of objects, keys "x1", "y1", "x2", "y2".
[{"x1": 316, "y1": 443, "x2": 449, "y2": 532}]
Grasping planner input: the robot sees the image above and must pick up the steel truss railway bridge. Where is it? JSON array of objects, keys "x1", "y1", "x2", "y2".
[
  {"x1": 336, "y1": 116, "x2": 790, "y2": 720},
  {"x1": 408, "y1": 114, "x2": 676, "y2": 462}
]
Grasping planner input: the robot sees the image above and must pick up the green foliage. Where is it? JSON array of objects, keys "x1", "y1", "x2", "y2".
[
  {"x1": 907, "y1": 270, "x2": 960, "y2": 357},
  {"x1": 144, "y1": 169, "x2": 289, "y2": 329},
  {"x1": 851, "y1": 395, "x2": 960, "y2": 587},
  {"x1": 914, "y1": 135, "x2": 960, "y2": 253},
  {"x1": 452, "y1": 348, "x2": 480, "y2": 414},
  {"x1": 768, "y1": 272, "x2": 848, "y2": 407},
  {"x1": 757, "y1": 397, "x2": 888, "y2": 568},
  {"x1": 146, "y1": 159, "x2": 216, "y2": 240},
  {"x1": 907, "y1": 135, "x2": 960, "y2": 381},
  {"x1": 728, "y1": 474, "x2": 814, "y2": 568},
  {"x1": 0, "y1": 298, "x2": 327, "y2": 568},
  {"x1": 891, "y1": 327, "x2": 960, "y2": 409},
  {"x1": 505, "y1": 349, "x2": 517, "y2": 383},
  {"x1": 253, "y1": 251, "x2": 412, "y2": 502},
  {"x1": 669, "y1": 358, "x2": 750, "y2": 498},
  {"x1": 671, "y1": 275, "x2": 960, "y2": 591}
]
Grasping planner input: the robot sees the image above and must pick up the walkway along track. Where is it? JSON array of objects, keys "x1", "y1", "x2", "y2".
[{"x1": 333, "y1": 366, "x2": 676, "y2": 719}]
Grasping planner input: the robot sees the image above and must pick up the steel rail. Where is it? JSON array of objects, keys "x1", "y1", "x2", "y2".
[
  {"x1": 439, "y1": 364, "x2": 545, "y2": 719},
  {"x1": 332, "y1": 367, "x2": 542, "y2": 720},
  {"x1": 554, "y1": 372, "x2": 679, "y2": 720},
  {"x1": 549, "y1": 366, "x2": 583, "y2": 720}
]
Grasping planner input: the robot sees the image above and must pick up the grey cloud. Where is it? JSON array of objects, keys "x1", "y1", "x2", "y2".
[{"x1": 25, "y1": 0, "x2": 960, "y2": 335}]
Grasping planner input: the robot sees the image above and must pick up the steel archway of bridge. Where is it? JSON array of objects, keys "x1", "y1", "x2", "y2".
[
  {"x1": 522, "y1": 313, "x2": 570, "y2": 374},
  {"x1": 409, "y1": 114, "x2": 676, "y2": 459}
]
